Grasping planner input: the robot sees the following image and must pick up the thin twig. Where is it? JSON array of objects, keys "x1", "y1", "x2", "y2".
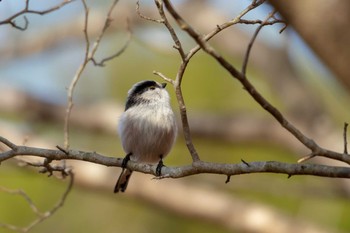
[
  {"x1": 0, "y1": 172, "x2": 74, "y2": 232},
  {"x1": 153, "y1": 71, "x2": 175, "y2": 85},
  {"x1": 88, "y1": 0, "x2": 121, "y2": 63},
  {"x1": 136, "y1": 0, "x2": 164, "y2": 23},
  {"x1": 154, "y1": 0, "x2": 186, "y2": 60},
  {"x1": 0, "y1": 136, "x2": 17, "y2": 150},
  {"x1": 0, "y1": 0, "x2": 73, "y2": 30},
  {"x1": 64, "y1": 0, "x2": 90, "y2": 150},
  {"x1": 297, "y1": 153, "x2": 316, "y2": 163},
  {"x1": 181, "y1": 0, "x2": 277, "y2": 84},
  {"x1": 92, "y1": 18, "x2": 132, "y2": 67},
  {"x1": 241, "y1": 10, "x2": 278, "y2": 75},
  {"x1": 64, "y1": 0, "x2": 128, "y2": 149}
]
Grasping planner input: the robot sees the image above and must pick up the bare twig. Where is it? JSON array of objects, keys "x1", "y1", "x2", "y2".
[
  {"x1": 0, "y1": 0, "x2": 73, "y2": 31},
  {"x1": 15, "y1": 157, "x2": 72, "y2": 177},
  {"x1": 64, "y1": 0, "x2": 90, "y2": 150},
  {"x1": 153, "y1": 71, "x2": 174, "y2": 85},
  {"x1": 0, "y1": 171, "x2": 74, "y2": 232},
  {"x1": 161, "y1": 0, "x2": 348, "y2": 166},
  {"x1": 0, "y1": 136, "x2": 17, "y2": 150},
  {"x1": 91, "y1": 18, "x2": 132, "y2": 67},
  {"x1": 136, "y1": 0, "x2": 164, "y2": 23},
  {"x1": 297, "y1": 153, "x2": 316, "y2": 163},
  {"x1": 241, "y1": 10, "x2": 278, "y2": 75},
  {"x1": 64, "y1": 0, "x2": 129, "y2": 149},
  {"x1": 154, "y1": 0, "x2": 186, "y2": 60}
]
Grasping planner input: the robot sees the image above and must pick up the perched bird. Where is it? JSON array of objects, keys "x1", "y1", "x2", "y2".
[{"x1": 114, "y1": 80, "x2": 177, "y2": 193}]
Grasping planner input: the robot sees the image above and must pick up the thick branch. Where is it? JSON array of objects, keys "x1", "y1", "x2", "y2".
[{"x1": 1, "y1": 136, "x2": 350, "y2": 179}]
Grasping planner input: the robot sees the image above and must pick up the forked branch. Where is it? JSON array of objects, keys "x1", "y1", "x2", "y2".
[
  {"x1": 160, "y1": 0, "x2": 350, "y2": 165},
  {"x1": 0, "y1": 0, "x2": 73, "y2": 30}
]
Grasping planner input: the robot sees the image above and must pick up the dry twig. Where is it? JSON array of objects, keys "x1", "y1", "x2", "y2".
[
  {"x1": 160, "y1": 0, "x2": 350, "y2": 167},
  {"x1": 0, "y1": 171, "x2": 74, "y2": 232},
  {"x1": 0, "y1": 0, "x2": 73, "y2": 30},
  {"x1": 63, "y1": 0, "x2": 131, "y2": 150}
]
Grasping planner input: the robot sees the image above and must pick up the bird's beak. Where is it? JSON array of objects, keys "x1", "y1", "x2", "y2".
[{"x1": 161, "y1": 83, "x2": 167, "y2": 88}]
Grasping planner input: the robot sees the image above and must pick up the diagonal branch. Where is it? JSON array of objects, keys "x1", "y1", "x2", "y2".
[
  {"x1": 0, "y1": 171, "x2": 74, "y2": 233},
  {"x1": 151, "y1": 0, "x2": 281, "y2": 163},
  {"x1": 161, "y1": 0, "x2": 350, "y2": 165}
]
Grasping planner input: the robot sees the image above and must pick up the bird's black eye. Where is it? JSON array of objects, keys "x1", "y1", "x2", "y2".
[{"x1": 149, "y1": 86, "x2": 156, "y2": 90}]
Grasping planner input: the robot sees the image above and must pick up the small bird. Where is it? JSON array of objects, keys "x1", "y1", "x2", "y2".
[{"x1": 114, "y1": 80, "x2": 177, "y2": 193}]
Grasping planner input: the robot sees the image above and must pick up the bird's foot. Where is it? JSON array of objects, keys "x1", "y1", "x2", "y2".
[
  {"x1": 122, "y1": 153, "x2": 132, "y2": 168},
  {"x1": 156, "y1": 157, "x2": 164, "y2": 176}
]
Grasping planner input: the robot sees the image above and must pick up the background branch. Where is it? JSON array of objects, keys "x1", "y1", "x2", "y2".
[
  {"x1": 63, "y1": 0, "x2": 130, "y2": 149},
  {"x1": 0, "y1": 0, "x2": 73, "y2": 30},
  {"x1": 0, "y1": 171, "x2": 74, "y2": 233}
]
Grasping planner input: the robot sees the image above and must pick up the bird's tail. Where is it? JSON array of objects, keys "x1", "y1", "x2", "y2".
[{"x1": 114, "y1": 169, "x2": 133, "y2": 193}]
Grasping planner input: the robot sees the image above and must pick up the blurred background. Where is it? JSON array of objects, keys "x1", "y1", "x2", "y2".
[{"x1": 1, "y1": 0, "x2": 350, "y2": 232}]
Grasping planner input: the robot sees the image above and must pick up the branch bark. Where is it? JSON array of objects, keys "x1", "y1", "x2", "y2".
[
  {"x1": 268, "y1": 0, "x2": 350, "y2": 91},
  {"x1": 1, "y1": 136, "x2": 350, "y2": 180}
]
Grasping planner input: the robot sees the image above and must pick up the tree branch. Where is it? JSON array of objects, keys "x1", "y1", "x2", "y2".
[
  {"x1": 1, "y1": 136, "x2": 350, "y2": 180},
  {"x1": 0, "y1": 0, "x2": 73, "y2": 31},
  {"x1": 63, "y1": 0, "x2": 130, "y2": 149},
  {"x1": 151, "y1": 0, "x2": 281, "y2": 163},
  {"x1": 0, "y1": 171, "x2": 74, "y2": 233},
  {"x1": 241, "y1": 9, "x2": 278, "y2": 75},
  {"x1": 161, "y1": 0, "x2": 350, "y2": 166}
]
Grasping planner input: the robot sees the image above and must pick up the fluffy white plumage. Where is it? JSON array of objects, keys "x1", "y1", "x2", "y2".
[{"x1": 114, "y1": 80, "x2": 177, "y2": 193}]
